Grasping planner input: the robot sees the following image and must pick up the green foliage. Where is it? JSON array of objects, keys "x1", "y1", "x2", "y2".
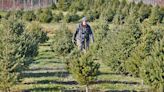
[
  {"x1": 112, "y1": 13, "x2": 121, "y2": 25},
  {"x1": 1, "y1": 0, "x2": 164, "y2": 91},
  {"x1": 67, "y1": 51, "x2": 100, "y2": 86},
  {"x1": 125, "y1": 8, "x2": 139, "y2": 24},
  {"x1": 125, "y1": 26, "x2": 164, "y2": 89},
  {"x1": 0, "y1": 25, "x2": 21, "y2": 91},
  {"x1": 51, "y1": 23, "x2": 74, "y2": 56},
  {"x1": 15, "y1": 10, "x2": 24, "y2": 19},
  {"x1": 26, "y1": 22, "x2": 49, "y2": 44},
  {"x1": 38, "y1": 9, "x2": 53, "y2": 23},
  {"x1": 101, "y1": 8, "x2": 115, "y2": 22},
  {"x1": 52, "y1": 12, "x2": 64, "y2": 22},
  {"x1": 69, "y1": 0, "x2": 84, "y2": 12},
  {"x1": 51, "y1": 3, "x2": 57, "y2": 10},
  {"x1": 138, "y1": 4, "x2": 151, "y2": 22},
  {"x1": 85, "y1": 10, "x2": 100, "y2": 22},
  {"x1": 23, "y1": 11, "x2": 36, "y2": 21},
  {"x1": 64, "y1": 13, "x2": 80, "y2": 23},
  {"x1": 140, "y1": 38, "x2": 164, "y2": 91},
  {"x1": 5, "y1": 11, "x2": 12, "y2": 19},
  {"x1": 0, "y1": 20, "x2": 48, "y2": 91},
  {"x1": 149, "y1": 6, "x2": 162, "y2": 25},
  {"x1": 57, "y1": 0, "x2": 72, "y2": 11}
]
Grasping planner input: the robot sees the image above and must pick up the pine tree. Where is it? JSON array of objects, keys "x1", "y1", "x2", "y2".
[
  {"x1": 0, "y1": 20, "x2": 48, "y2": 91},
  {"x1": 149, "y1": 6, "x2": 161, "y2": 25},
  {"x1": 67, "y1": 51, "x2": 100, "y2": 92},
  {"x1": 51, "y1": 23, "x2": 74, "y2": 57},
  {"x1": 0, "y1": 24, "x2": 23, "y2": 92},
  {"x1": 138, "y1": 4, "x2": 151, "y2": 22},
  {"x1": 58, "y1": 0, "x2": 65, "y2": 10},
  {"x1": 140, "y1": 38, "x2": 164, "y2": 92}
]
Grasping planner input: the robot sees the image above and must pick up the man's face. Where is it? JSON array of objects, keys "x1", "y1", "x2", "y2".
[{"x1": 82, "y1": 20, "x2": 87, "y2": 26}]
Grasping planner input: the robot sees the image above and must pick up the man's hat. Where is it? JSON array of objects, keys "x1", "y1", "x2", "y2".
[{"x1": 82, "y1": 16, "x2": 87, "y2": 21}]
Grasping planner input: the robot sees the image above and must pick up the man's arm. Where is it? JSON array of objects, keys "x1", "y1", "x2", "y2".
[
  {"x1": 72, "y1": 26, "x2": 79, "y2": 44},
  {"x1": 89, "y1": 25, "x2": 94, "y2": 43}
]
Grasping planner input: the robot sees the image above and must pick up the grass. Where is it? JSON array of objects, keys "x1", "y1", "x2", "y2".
[
  {"x1": 0, "y1": 11, "x2": 7, "y2": 17},
  {"x1": 12, "y1": 23, "x2": 150, "y2": 92}
]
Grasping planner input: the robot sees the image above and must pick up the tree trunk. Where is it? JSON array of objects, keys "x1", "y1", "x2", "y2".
[
  {"x1": 2, "y1": 0, "x2": 3, "y2": 10},
  {"x1": 24, "y1": 0, "x2": 25, "y2": 10},
  {"x1": 39, "y1": 0, "x2": 41, "y2": 8},
  {"x1": 86, "y1": 85, "x2": 89, "y2": 92}
]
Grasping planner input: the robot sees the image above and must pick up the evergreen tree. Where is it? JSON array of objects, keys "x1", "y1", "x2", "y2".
[
  {"x1": 138, "y1": 4, "x2": 151, "y2": 22},
  {"x1": 140, "y1": 38, "x2": 164, "y2": 92},
  {"x1": 0, "y1": 25, "x2": 22, "y2": 92},
  {"x1": 67, "y1": 51, "x2": 100, "y2": 92},
  {"x1": 0, "y1": 20, "x2": 48, "y2": 91},
  {"x1": 149, "y1": 6, "x2": 161, "y2": 25},
  {"x1": 51, "y1": 23, "x2": 74, "y2": 57}
]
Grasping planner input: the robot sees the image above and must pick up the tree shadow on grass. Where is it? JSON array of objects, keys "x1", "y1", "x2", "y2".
[
  {"x1": 44, "y1": 80, "x2": 78, "y2": 85},
  {"x1": 23, "y1": 89, "x2": 82, "y2": 92},
  {"x1": 26, "y1": 80, "x2": 78, "y2": 85},
  {"x1": 23, "y1": 87, "x2": 61, "y2": 92},
  {"x1": 91, "y1": 80, "x2": 140, "y2": 85},
  {"x1": 105, "y1": 90, "x2": 139, "y2": 92},
  {"x1": 35, "y1": 56, "x2": 55, "y2": 60},
  {"x1": 22, "y1": 71, "x2": 69, "y2": 78},
  {"x1": 28, "y1": 67, "x2": 64, "y2": 71},
  {"x1": 61, "y1": 90, "x2": 82, "y2": 92},
  {"x1": 99, "y1": 72, "x2": 121, "y2": 76},
  {"x1": 62, "y1": 88, "x2": 103, "y2": 92}
]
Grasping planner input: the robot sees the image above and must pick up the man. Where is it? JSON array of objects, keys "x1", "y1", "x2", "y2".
[{"x1": 73, "y1": 17, "x2": 94, "y2": 52}]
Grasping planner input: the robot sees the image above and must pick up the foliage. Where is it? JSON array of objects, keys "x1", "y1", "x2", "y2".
[
  {"x1": 15, "y1": 10, "x2": 24, "y2": 19},
  {"x1": 0, "y1": 24, "x2": 21, "y2": 91},
  {"x1": 38, "y1": 9, "x2": 53, "y2": 23},
  {"x1": 140, "y1": 38, "x2": 164, "y2": 91},
  {"x1": 57, "y1": 0, "x2": 72, "y2": 11},
  {"x1": 67, "y1": 51, "x2": 100, "y2": 91},
  {"x1": 51, "y1": 23, "x2": 74, "y2": 56},
  {"x1": 5, "y1": 11, "x2": 12, "y2": 19},
  {"x1": 64, "y1": 13, "x2": 80, "y2": 23},
  {"x1": 0, "y1": 20, "x2": 48, "y2": 91},
  {"x1": 69, "y1": 0, "x2": 84, "y2": 12},
  {"x1": 51, "y1": 3, "x2": 57, "y2": 10},
  {"x1": 101, "y1": 8, "x2": 115, "y2": 23},
  {"x1": 138, "y1": 4, "x2": 151, "y2": 22},
  {"x1": 23, "y1": 11, "x2": 36, "y2": 21},
  {"x1": 1, "y1": 0, "x2": 164, "y2": 91},
  {"x1": 149, "y1": 6, "x2": 162, "y2": 25},
  {"x1": 52, "y1": 12, "x2": 64, "y2": 22}
]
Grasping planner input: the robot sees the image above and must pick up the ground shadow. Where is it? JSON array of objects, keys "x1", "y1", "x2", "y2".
[
  {"x1": 28, "y1": 67, "x2": 65, "y2": 71},
  {"x1": 35, "y1": 56, "x2": 55, "y2": 60},
  {"x1": 28, "y1": 80, "x2": 78, "y2": 85},
  {"x1": 63, "y1": 89, "x2": 102, "y2": 92},
  {"x1": 22, "y1": 87, "x2": 61, "y2": 92},
  {"x1": 22, "y1": 71, "x2": 69, "y2": 78},
  {"x1": 48, "y1": 80, "x2": 78, "y2": 85},
  {"x1": 99, "y1": 72, "x2": 121, "y2": 76},
  {"x1": 91, "y1": 80, "x2": 140, "y2": 85},
  {"x1": 40, "y1": 49, "x2": 54, "y2": 53},
  {"x1": 23, "y1": 89, "x2": 80, "y2": 92},
  {"x1": 61, "y1": 90, "x2": 82, "y2": 92},
  {"x1": 105, "y1": 90, "x2": 140, "y2": 92}
]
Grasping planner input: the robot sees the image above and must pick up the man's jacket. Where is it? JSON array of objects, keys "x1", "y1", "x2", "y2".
[{"x1": 73, "y1": 23, "x2": 94, "y2": 43}]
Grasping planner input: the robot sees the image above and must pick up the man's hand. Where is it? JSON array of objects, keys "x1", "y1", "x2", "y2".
[{"x1": 73, "y1": 39, "x2": 76, "y2": 45}]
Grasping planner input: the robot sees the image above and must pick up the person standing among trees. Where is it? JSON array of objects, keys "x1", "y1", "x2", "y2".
[{"x1": 73, "y1": 17, "x2": 94, "y2": 52}]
